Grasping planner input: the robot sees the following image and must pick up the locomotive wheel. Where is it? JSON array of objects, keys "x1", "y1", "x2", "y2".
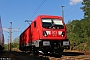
[
  {"x1": 33, "y1": 50, "x2": 39, "y2": 55},
  {"x1": 50, "y1": 49, "x2": 63, "y2": 57},
  {"x1": 43, "y1": 52, "x2": 48, "y2": 55}
]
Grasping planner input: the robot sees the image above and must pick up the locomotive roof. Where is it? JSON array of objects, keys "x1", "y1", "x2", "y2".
[{"x1": 20, "y1": 15, "x2": 63, "y2": 35}]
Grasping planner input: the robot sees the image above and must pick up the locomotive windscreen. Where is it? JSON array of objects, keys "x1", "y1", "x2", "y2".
[{"x1": 42, "y1": 18, "x2": 64, "y2": 29}]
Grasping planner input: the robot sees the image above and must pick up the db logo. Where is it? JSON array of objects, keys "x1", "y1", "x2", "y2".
[{"x1": 52, "y1": 31, "x2": 57, "y2": 35}]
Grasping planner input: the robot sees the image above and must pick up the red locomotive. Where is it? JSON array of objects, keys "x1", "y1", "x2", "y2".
[
  {"x1": 19, "y1": 15, "x2": 70, "y2": 55},
  {"x1": 0, "y1": 17, "x2": 4, "y2": 51}
]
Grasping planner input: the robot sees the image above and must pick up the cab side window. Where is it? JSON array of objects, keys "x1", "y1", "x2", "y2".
[{"x1": 34, "y1": 21, "x2": 36, "y2": 28}]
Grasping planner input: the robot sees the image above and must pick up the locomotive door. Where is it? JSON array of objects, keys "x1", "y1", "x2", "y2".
[{"x1": 32, "y1": 21, "x2": 39, "y2": 42}]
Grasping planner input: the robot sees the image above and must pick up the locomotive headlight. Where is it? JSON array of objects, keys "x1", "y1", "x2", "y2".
[
  {"x1": 61, "y1": 32, "x2": 65, "y2": 37},
  {"x1": 43, "y1": 31, "x2": 47, "y2": 37},
  {"x1": 62, "y1": 32, "x2": 64, "y2": 35},
  {"x1": 43, "y1": 31, "x2": 50, "y2": 37}
]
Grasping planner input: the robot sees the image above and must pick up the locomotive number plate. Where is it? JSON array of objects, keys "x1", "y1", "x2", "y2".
[
  {"x1": 43, "y1": 41, "x2": 50, "y2": 46},
  {"x1": 63, "y1": 41, "x2": 69, "y2": 46}
]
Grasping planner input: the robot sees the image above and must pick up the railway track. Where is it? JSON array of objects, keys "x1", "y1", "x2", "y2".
[
  {"x1": 0, "y1": 51, "x2": 90, "y2": 60},
  {"x1": 0, "y1": 51, "x2": 49, "y2": 60},
  {"x1": 42, "y1": 51, "x2": 90, "y2": 60}
]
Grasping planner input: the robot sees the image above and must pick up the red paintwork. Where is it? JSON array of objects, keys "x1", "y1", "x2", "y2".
[
  {"x1": 20, "y1": 26, "x2": 31, "y2": 45},
  {"x1": 20, "y1": 15, "x2": 67, "y2": 45}
]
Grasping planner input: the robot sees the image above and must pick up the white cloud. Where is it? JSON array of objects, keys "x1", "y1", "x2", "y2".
[{"x1": 69, "y1": 0, "x2": 83, "y2": 5}]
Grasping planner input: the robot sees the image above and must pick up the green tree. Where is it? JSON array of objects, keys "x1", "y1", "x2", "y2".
[
  {"x1": 66, "y1": 19, "x2": 90, "y2": 50},
  {"x1": 81, "y1": 0, "x2": 90, "y2": 19},
  {"x1": 4, "y1": 44, "x2": 8, "y2": 50},
  {"x1": 66, "y1": 0, "x2": 90, "y2": 51},
  {"x1": 12, "y1": 37, "x2": 19, "y2": 50}
]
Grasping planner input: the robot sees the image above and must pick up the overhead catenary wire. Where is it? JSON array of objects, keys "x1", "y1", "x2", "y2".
[
  {"x1": 29, "y1": 0, "x2": 46, "y2": 20},
  {"x1": 22, "y1": 0, "x2": 80, "y2": 32},
  {"x1": 21, "y1": 0, "x2": 46, "y2": 32},
  {"x1": 65, "y1": 8, "x2": 80, "y2": 17},
  {"x1": 61, "y1": 3, "x2": 82, "y2": 17},
  {"x1": 61, "y1": 4, "x2": 81, "y2": 17}
]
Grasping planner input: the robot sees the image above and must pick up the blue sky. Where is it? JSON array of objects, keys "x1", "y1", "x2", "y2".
[{"x1": 0, "y1": 0, "x2": 84, "y2": 44}]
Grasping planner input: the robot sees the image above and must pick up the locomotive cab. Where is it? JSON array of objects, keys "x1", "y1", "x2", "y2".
[{"x1": 38, "y1": 16, "x2": 70, "y2": 54}]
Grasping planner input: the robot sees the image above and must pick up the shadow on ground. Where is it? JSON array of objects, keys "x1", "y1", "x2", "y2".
[
  {"x1": 42, "y1": 51, "x2": 84, "y2": 58},
  {"x1": 0, "y1": 51, "x2": 85, "y2": 59},
  {"x1": 63, "y1": 52, "x2": 84, "y2": 56},
  {"x1": 0, "y1": 51, "x2": 50, "y2": 60}
]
